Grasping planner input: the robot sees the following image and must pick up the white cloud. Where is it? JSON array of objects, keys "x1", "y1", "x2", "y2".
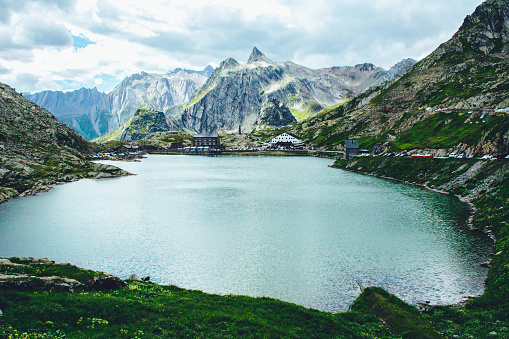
[{"x1": 0, "y1": 0, "x2": 483, "y2": 93}]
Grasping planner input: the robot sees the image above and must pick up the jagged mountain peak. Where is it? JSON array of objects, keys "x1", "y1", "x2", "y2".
[
  {"x1": 420, "y1": 0, "x2": 509, "y2": 69},
  {"x1": 218, "y1": 58, "x2": 240, "y2": 71},
  {"x1": 456, "y1": 0, "x2": 509, "y2": 53},
  {"x1": 167, "y1": 65, "x2": 215, "y2": 77},
  {"x1": 247, "y1": 47, "x2": 273, "y2": 64},
  {"x1": 354, "y1": 63, "x2": 377, "y2": 72}
]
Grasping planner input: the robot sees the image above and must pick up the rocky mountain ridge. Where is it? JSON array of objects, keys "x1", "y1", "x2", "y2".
[
  {"x1": 27, "y1": 51, "x2": 415, "y2": 140},
  {"x1": 78, "y1": 67, "x2": 213, "y2": 140},
  {"x1": 179, "y1": 47, "x2": 416, "y2": 134},
  {"x1": 0, "y1": 82, "x2": 128, "y2": 203},
  {"x1": 23, "y1": 87, "x2": 106, "y2": 120},
  {"x1": 26, "y1": 67, "x2": 213, "y2": 140}
]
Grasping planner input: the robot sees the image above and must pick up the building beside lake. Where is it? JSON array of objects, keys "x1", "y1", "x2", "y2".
[
  {"x1": 185, "y1": 133, "x2": 223, "y2": 153},
  {"x1": 193, "y1": 133, "x2": 221, "y2": 148},
  {"x1": 344, "y1": 140, "x2": 359, "y2": 158},
  {"x1": 270, "y1": 132, "x2": 303, "y2": 148}
]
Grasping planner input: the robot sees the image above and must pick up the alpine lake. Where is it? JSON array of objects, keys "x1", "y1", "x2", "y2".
[{"x1": 0, "y1": 155, "x2": 492, "y2": 312}]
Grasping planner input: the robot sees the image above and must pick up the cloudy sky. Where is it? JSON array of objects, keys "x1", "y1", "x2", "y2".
[{"x1": 0, "y1": 0, "x2": 482, "y2": 94}]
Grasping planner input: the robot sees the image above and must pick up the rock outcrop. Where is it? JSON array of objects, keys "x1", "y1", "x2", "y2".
[
  {"x1": 94, "y1": 104, "x2": 186, "y2": 143},
  {"x1": 0, "y1": 257, "x2": 126, "y2": 292},
  {"x1": 256, "y1": 99, "x2": 297, "y2": 128},
  {"x1": 120, "y1": 106, "x2": 171, "y2": 142}
]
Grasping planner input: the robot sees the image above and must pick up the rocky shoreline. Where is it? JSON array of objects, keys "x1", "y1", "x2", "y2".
[
  {"x1": 0, "y1": 257, "x2": 127, "y2": 293},
  {"x1": 332, "y1": 157, "x2": 509, "y2": 305},
  {"x1": 0, "y1": 162, "x2": 130, "y2": 204}
]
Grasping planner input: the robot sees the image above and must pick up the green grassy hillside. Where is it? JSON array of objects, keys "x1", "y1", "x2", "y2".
[{"x1": 0, "y1": 258, "x2": 447, "y2": 339}]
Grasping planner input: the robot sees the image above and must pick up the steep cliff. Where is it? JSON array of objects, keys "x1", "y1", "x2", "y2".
[{"x1": 255, "y1": 99, "x2": 297, "y2": 128}]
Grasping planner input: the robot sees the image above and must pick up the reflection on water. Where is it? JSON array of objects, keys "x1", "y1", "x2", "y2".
[{"x1": 0, "y1": 155, "x2": 492, "y2": 312}]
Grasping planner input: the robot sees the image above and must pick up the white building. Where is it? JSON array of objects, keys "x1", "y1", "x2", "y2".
[{"x1": 270, "y1": 132, "x2": 303, "y2": 147}]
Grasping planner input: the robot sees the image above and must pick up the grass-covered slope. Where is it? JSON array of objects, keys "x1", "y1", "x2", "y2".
[
  {"x1": 93, "y1": 104, "x2": 186, "y2": 144},
  {"x1": 0, "y1": 258, "x2": 449, "y2": 339}
]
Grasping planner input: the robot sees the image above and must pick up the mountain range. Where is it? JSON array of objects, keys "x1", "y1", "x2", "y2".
[
  {"x1": 23, "y1": 88, "x2": 107, "y2": 133},
  {"x1": 178, "y1": 48, "x2": 415, "y2": 135},
  {"x1": 25, "y1": 67, "x2": 214, "y2": 140},
  {"x1": 18, "y1": 0, "x2": 509, "y2": 155},
  {"x1": 25, "y1": 53, "x2": 415, "y2": 140}
]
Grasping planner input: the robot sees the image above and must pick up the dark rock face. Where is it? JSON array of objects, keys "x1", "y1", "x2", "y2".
[
  {"x1": 91, "y1": 276, "x2": 127, "y2": 291},
  {"x1": 256, "y1": 99, "x2": 297, "y2": 127},
  {"x1": 120, "y1": 106, "x2": 170, "y2": 142},
  {"x1": 420, "y1": 0, "x2": 509, "y2": 69},
  {"x1": 459, "y1": 0, "x2": 509, "y2": 54}
]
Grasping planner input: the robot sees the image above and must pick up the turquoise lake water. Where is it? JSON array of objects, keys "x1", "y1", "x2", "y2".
[{"x1": 0, "y1": 155, "x2": 492, "y2": 312}]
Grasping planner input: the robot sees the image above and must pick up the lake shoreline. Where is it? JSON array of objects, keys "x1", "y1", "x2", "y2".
[
  {"x1": 332, "y1": 157, "x2": 509, "y2": 312},
  {"x1": 0, "y1": 154, "x2": 490, "y2": 313}
]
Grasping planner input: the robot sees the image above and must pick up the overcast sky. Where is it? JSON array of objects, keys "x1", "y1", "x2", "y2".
[{"x1": 0, "y1": 0, "x2": 482, "y2": 94}]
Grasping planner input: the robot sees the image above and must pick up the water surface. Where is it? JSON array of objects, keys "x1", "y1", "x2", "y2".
[{"x1": 0, "y1": 155, "x2": 492, "y2": 312}]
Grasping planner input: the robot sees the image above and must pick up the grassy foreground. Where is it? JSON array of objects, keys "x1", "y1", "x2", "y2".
[{"x1": 0, "y1": 258, "x2": 447, "y2": 339}]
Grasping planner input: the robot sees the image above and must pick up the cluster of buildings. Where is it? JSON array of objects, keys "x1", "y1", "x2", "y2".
[
  {"x1": 184, "y1": 132, "x2": 306, "y2": 153},
  {"x1": 183, "y1": 132, "x2": 361, "y2": 158}
]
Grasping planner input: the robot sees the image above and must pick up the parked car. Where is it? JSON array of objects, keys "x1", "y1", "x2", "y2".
[
  {"x1": 449, "y1": 153, "x2": 457, "y2": 158},
  {"x1": 481, "y1": 154, "x2": 493, "y2": 159}
]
